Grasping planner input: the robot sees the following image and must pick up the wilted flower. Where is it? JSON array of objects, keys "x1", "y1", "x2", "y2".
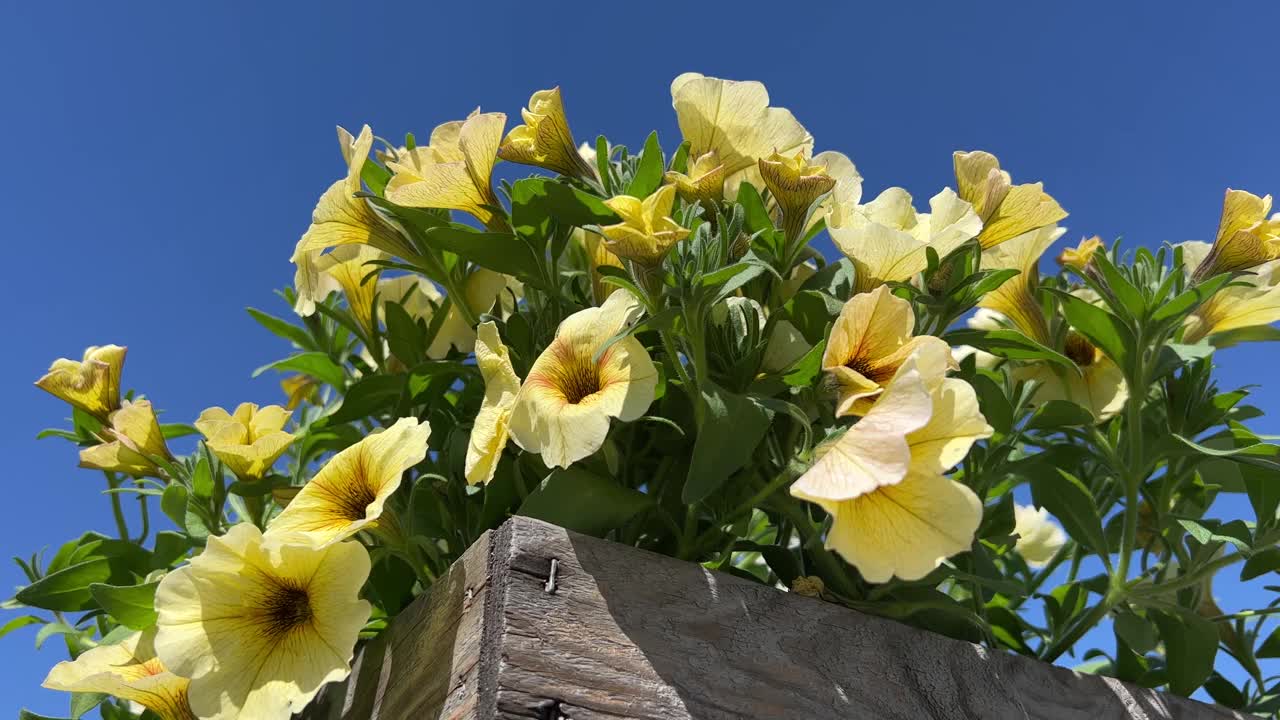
[
  {"x1": 671, "y1": 72, "x2": 812, "y2": 196},
  {"x1": 267, "y1": 417, "x2": 429, "y2": 545},
  {"x1": 35, "y1": 344, "x2": 127, "y2": 418},
  {"x1": 830, "y1": 187, "x2": 982, "y2": 293},
  {"x1": 953, "y1": 150, "x2": 1067, "y2": 250},
  {"x1": 664, "y1": 150, "x2": 727, "y2": 206},
  {"x1": 385, "y1": 111, "x2": 507, "y2": 227},
  {"x1": 43, "y1": 628, "x2": 194, "y2": 720},
  {"x1": 195, "y1": 403, "x2": 296, "y2": 481},
  {"x1": 498, "y1": 87, "x2": 596, "y2": 180},
  {"x1": 822, "y1": 286, "x2": 953, "y2": 416},
  {"x1": 1012, "y1": 504, "x2": 1067, "y2": 567},
  {"x1": 791, "y1": 357, "x2": 991, "y2": 582},
  {"x1": 600, "y1": 185, "x2": 691, "y2": 266},
  {"x1": 1058, "y1": 235, "x2": 1104, "y2": 271},
  {"x1": 465, "y1": 323, "x2": 521, "y2": 485},
  {"x1": 508, "y1": 292, "x2": 658, "y2": 468},
  {"x1": 1191, "y1": 188, "x2": 1280, "y2": 280},
  {"x1": 290, "y1": 125, "x2": 417, "y2": 316},
  {"x1": 80, "y1": 400, "x2": 171, "y2": 477},
  {"x1": 977, "y1": 225, "x2": 1065, "y2": 347},
  {"x1": 154, "y1": 524, "x2": 371, "y2": 720}
]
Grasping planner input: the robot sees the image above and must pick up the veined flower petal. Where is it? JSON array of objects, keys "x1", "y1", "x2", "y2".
[
  {"x1": 386, "y1": 111, "x2": 506, "y2": 226},
  {"x1": 35, "y1": 344, "x2": 127, "y2": 418},
  {"x1": 465, "y1": 323, "x2": 522, "y2": 485},
  {"x1": 44, "y1": 628, "x2": 194, "y2": 720},
  {"x1": 196, "y1": 403, "x2": 296, "y2": 481}
]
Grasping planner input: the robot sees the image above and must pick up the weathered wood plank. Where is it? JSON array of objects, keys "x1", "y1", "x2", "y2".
[{"x1": 303, "y1": 516, "x2": 1245, "y2": 720}]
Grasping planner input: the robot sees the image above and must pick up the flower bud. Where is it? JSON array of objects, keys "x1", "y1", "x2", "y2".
[
  {"x1": 758, "y1": 151, "x2": 837, "y2": 221},
  {"x1": 664, "y1": 151, "x2": 726, "y2": 206}
]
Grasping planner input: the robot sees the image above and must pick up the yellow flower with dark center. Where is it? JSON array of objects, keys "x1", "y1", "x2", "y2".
[
  {"x1": 671, "y1": 72, "x2": 813, "y2": 197},
  {"x1": 1015, "y1": 331, "x2": 1128, "y2": 421},
  {"x1": 465, "y1": 323, "x2": 522, "y2": 485},
  {"x1": 664, "y1": 150, "x2": 727, "y2": 206},
  {"x1": 266, "y1": 417, "x2": 430, "y2": 545},
  {"x1": 599, "y1": 185, "x2": 691, "y2": 266},
  {"x1": 35, "y1": 344, "x2": 127, "y2": 418},
  {"x1": 195, "y1": 403, "x2": 296, "y2": 481},
  {"x1": 1058, "y1": 235, "x2": 1104, "y2": 270},
  {"x1": 830, "y1": 187, "x2": 982, "y2": 293},
  {"x1": 822, "y1": 285, "x2": 954, "y2": 417},
  {"x1": 976, "y1": 225, "x2": 1065, "y2": 347},
  {"x1": 154, "y1": 523, "x2": 371, "y2": 720},
  {"x1": 953, "y1": 150, "x2": 1067, "y2": 249},
  {"x1": 43, "y1": 628, "x2": 195, "y2": 720},
  {"x1": 792, "y1": 356, "x2": 991, "y2": 582},
  {"x1": 385, "y1": 110, "x2": 506, "y2": 227},
  {"x1": 498, "y1": 87, "x2": 596, "y2": 180},
  {"x1": 1191, "y1": 188, "x2": 1280, "y2": 280},
  {"x1": 80, "y1": 400, "x2": 171, "y2": 477},
  {"x1": 508, "y1": 292, "x2": 658, "y2": 468},
  {"x1": 290, "y1": 125, "x2": 417, "y2": 317}
]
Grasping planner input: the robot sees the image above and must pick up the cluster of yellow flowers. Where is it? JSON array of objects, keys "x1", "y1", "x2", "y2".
[{"x1": 26, "y1": 71, "x2": 1280, "y2": 718}]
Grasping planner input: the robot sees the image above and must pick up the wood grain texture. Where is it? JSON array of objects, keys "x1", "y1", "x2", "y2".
[{"x1": 303, "y1": 516, "x2": 1246, "y2": 720}]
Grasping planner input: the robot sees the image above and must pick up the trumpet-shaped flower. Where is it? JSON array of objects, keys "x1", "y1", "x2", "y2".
[
  {"x1": 465, "y1": 323, "x2": 522, "y2": 485},
  {"x1": 1013, "y1": 504, "x2": 1067, "y2": 567},
  {"x1": 308, "y1": 245, "x2": 391, "y2": 336},
  {"x1": 977, "y1": 225, "x2": 1065, "y2": 347},
  {"x1": 758, "y1": 151, "x2": 837, "y2": 220},
  {"x1": 508, "y1": 292, "x2": 658, "y2": 468},
  {"x1": 1191, "y1": 188, "x2": 1280, "y2": 280},
  {"x1": 80, "y1": 400, "x2": 171, "y2": 477},
  {"x1": 791, "y1": 357, "x2": 990, "y2": 582},
  {"x1": 671, "y1": 73, "x2": 813, "y2": 196},
  {"x1": 267, "y1": 417, "x2": 430, "y2": 545},
  {"x1": 576, "y1": 227, "x2": 624, "y2": 305},
  {"x1": 822, "y1": 285, "x2": 953, "y2": 416},
  {"x1": 427, "y1": 268, "x2": 510, "y2": 358},
  {"x1": 1016, "y1": 331, "x2": 1128, "y2": 421},
  {"x1": 154, "y1": 523, "x2": 371, "y2": 720},
  {"x1": 953, "y1": 150, "x2": 1067, "y2": 250},
  {"x1": 35, "y1": 344, "x2": 127, "y2": 418},
  {"x1": 1184, "y1": 256, "x2": 1280, "y2": 343},
  {"x1": 498, "y1": 87, "x2": 596, "y2": 180},
  {"x1": 664, "y1": 151, "x2": 727, "y2": 206},
  {"x1": 43, "y1": 628, "x2": 194, "y2": 720},
  {"x1": 600, "y1": 185, "x2": 691, "y2": 266},
  {"x1": 830, "y1": 187, "x2": 982, "y2": 293},
  {"x1": 195, "y1": 403, "x2": 296, "y2": 481},
  {"x1": 1058, "y1": 235, "x2": 1104, "y2": 271},
  {"x1": 385, "y1": 111, "x2": 506, "y2": 227},
  {"x1": 290, "y1": 126, "x2": 417, "y2": 316}
]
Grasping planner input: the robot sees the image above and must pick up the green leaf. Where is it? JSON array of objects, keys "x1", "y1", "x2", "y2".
[
  {"x1": 423, "y1": 227, "x2": 546, "y2": 289},
  {"x1": 735, "y1": 182, "x2": 773, "y2": 236},
  {"x1": 246, "y1": 307, "x2": 314, "y2": 349},
  {"x1": 252, "y1": 352, "x2": 346, "y2": 388},
  {"x1": 190, "y1": 452, "x2": 214, "y2": 499},
  {"x1": 1048, "y1": 288, "x2": 1135, "y2": 369},
  {"x1": 781, "y1": 340, "x2": 825, "y2": 387},
  {"x1": 625, "y1": 131, "x2": 664, "y2": 198},
  {"x1": 1209, "y1": 324, "x2": 1280, "y2": 347},
  {"x1": 943, "y1": 328, "x2": 1078, "y2": 371},
  {"x1": 1029, "y1": 469, "x2": 1108, "y2": 556},
  {"x1": 517, "y1": 468, "x2": 652, "y2": 536},
  {"x1": 0, "y1": 614, "x2": 45, "y2": 640},
  {"x1": 1091, "y1": 252, "x2": 1146, "y2": 320},
  {"x1": 323, "y1": 374, "x2": 405, "y2": 426},
  {"x1": 1176, "y1": 518, "x2": 1251, "y2": 551},
  {"x1": 1113, "y1": 609, "x2": 1158, "y2": 654},
  {"x1": 15, "y1": 559, "x2": 112, "y2": 612},
  {"x1": 1151, "y1": 608, "x2": 1219, "y2": 696},
  {"x1": 1025, "y1": 399, "x2": 1095, "y2": 430},
  {"x1": 1258, "y1": 625, "x2": 1280, "y2": 657},
  {"x1": 683, "y1": 382, "x2": 773, "y2": 503},
  {"x1": 968, "y1": 374, "x2": 1013, "y2": 435},
  {"x1": 70, "y1": 692, "x2": 106, "y2": 719},
  {"x1": 1241, "y1": 546, "x2": 1280, "y2": 581},
  {"x1": 89, "y1": 581, "x2": 159, "y2": 630},
  {"x1": 20, "y1": 710, "x2": 72, "y2": 720},
  {"x1": 1174, "y1": 433, "x2": 1280, "y2": 473},
  {"x1": 731, "y1": 541, "x2": 800, "y2": 585},
  {"x1": 159, "y1": 423, "x2": 199, "y2": 440},
  {"x1": 384, "y1": 301, "x2": 426, "y2": 363},
  {"x1": 1151, "y1": 273, "x2": 1232, "y2": 323}
]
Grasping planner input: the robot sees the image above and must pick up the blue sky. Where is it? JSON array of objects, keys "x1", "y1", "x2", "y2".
[{"x1": 3, "y1": 1, "x2": 1278, "y2": 714}]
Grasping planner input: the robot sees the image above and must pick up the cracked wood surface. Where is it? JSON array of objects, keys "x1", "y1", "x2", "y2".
[{"x1": 301, "y1": 516, "x2": 1245, "y2": 720}]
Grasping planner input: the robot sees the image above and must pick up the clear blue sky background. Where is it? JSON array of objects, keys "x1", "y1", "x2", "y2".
[{"x1": 3, "y1": 1, "x2": 1278, "y2": 715}]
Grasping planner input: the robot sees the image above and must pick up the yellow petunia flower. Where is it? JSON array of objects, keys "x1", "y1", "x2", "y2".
[
  {"x1": 385, "y1": 110, "x2": 507, "y2": 227},
  {"x1": 822, "y1": 285, "x2": 954, "y2": 417},
  {"x1": 195, "y1": 403, "x2": 296, "y2": 481},
  {"x1": 1184, "y1": 255, "x2": 1280, "y2": 343},
  {"x1": 830, "y1": 187, "x2": 982, "y2": 293},
  {"x1": 1013, "y1": 504, "x2": 1067, "y2": 567},
  {"x1": 498, "y1": 87, "x2": 596, "y2": 180},
  {"x1": 758, "y1": 151, "x2": 837, "y2": 221},
  {"x1": 791, "y1": 357, "x2": 991, "y2": 582},
  {"x1": 1058, "y1": 235, "x2": 1104, "y2": 271},
  {"x1": 671, "y1": 72, "x2": 813, "y2": 197},
  {"x1": 508, "y1": 292, "x2": 658, "y2": 469},
  {"x1": 663, "y1": 150, "x2": 727, "y2": 206},
  {"x1": 280, "y1": 374, "x2": 320, "y2": 410},
  {"x1": 976, "y1": 225, "x2": 1065, "y2": 347},
  {"x1": 80, "y1": 400, "x2": 171, "y2": 477},
  {"x1": 35, "y1": 344, "x2": 127, "y2": 418},
  {"x1": 310, "y1": 245, "x2": 391, "y2": 336},
  {"x1": 1191, "y1": 188, "x2": 1280, "y2": 280},
  {"x1": 465, "y1": 323, "x2": 522, "y2": 485},
  {"x1": 599, "y1": 185, "x2": 691, "y2": 266},
  {"x1": 1015, "y1": 331, "x2": 1128, "y2": 421},
  {"x1": 575, "y1": 227, "x2": 624, "y2": 305},
  {"x1": 154, "y1": 523, "x2": 370, "y2": 720},
  {"x1": 43, "y1": 628, "x2": 194, "y2": 720},
  {"x1": 953, "y1": 150, "x2": 1067, "y2": 250},
  {"x1": 267, "y1": 417, "x2": 430, "y2": 546},
  {"x1": 427, "y1": 268, "x2": 511, "y2": 359},
  {"x1": 290, "y1": 125, "x2": 417, "y2": 317}
]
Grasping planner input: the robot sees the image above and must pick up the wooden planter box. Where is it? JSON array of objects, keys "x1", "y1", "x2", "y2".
[{"x1": 301, "y1": 516, "x2": 1243, "y2": 720}]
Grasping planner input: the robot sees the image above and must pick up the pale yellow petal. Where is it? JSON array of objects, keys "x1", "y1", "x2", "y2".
[
  {"x1": 906, "y1": 378, "x2": 993, "y2": 474},
  {"x1": 1013, "y1": 504, "x2": 1067, "y2": 567}
]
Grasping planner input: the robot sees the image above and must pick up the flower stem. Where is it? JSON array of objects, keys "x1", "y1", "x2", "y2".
[{"x1": 105, "y1": 473, "x2": 129, "y2": 541}]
